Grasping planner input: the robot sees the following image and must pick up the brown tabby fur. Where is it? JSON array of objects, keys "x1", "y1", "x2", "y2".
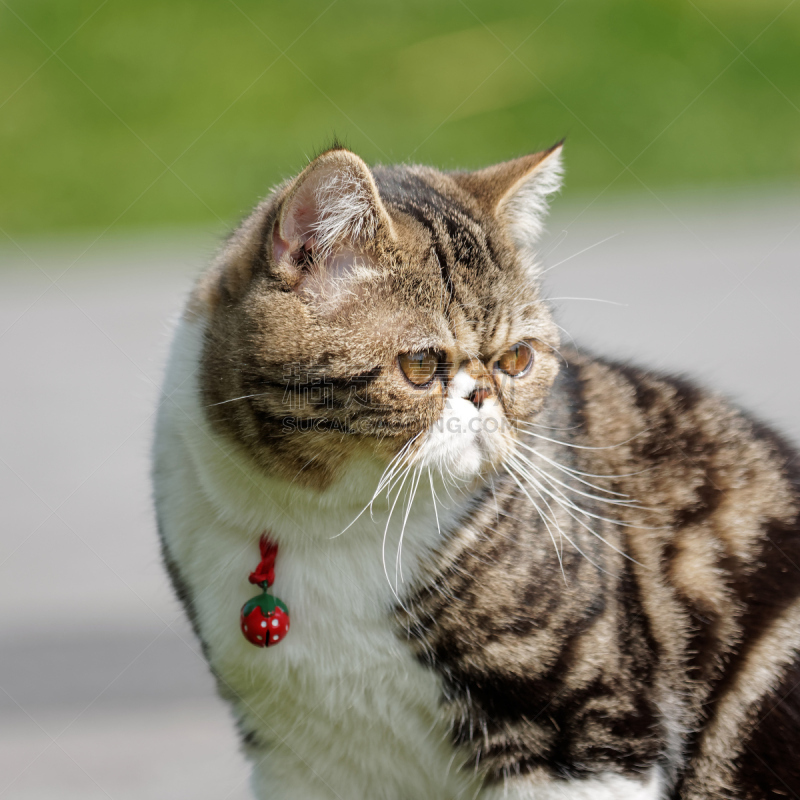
[{"x1": 186, "y1": 143, "x2": 800, "y2": 798}]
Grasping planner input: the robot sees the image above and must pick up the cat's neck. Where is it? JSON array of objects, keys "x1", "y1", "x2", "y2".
[{"x1": 174, "y1": 385, "x2": 475, "y2": 604}]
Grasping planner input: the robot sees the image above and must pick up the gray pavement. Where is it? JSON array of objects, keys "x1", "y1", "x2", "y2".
[{"x1": 1, "y1": 191, "x2": 798, "y2": 798}]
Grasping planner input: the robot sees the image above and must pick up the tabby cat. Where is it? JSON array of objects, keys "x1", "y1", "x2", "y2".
[{"x1": 153, "y1": 142, "x2": 800, "y2": 799}]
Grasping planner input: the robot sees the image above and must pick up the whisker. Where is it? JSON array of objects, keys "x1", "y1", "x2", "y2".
[
  {"x1": 372, "y1": 433, "x2": 423, "y2": 508},
  {"x1": 519, "y1": 419, "x2": 585, "y2": 432},
  {"x1": 518, "y1": 469, "x2": 567, "y2": 577},
  {"x1": 438, "y1": 463, "x2": 459, "y2": 503},
  {"x1": 489, "y1": 476, "x2": 500, "y2": 525},
  {"x1": 513, "y1": 440, "x2": 630, "y2": 497},
  {"x1": 508, "y1": 454, "x2": 637, "y2": 567},
  {"x1": 512, "y1": 435, "x2": 654, "y2": 480},
  {"x1": 382, "y1": 463, "x2": 413, "y2": 606},
  {"x1": 396, "y1": 466, "x2": 422, "y2": 588},
  {"x1": 530, "y1": 463, "x2": 658, "y2": 530},
  {"x1": 530, "y1": 337, "x2": 570, "y2": 366},
  {"x1": 330, "y1": 432, "x2": 421, "y2": 539},
  {"x1": 548, "y1": 297, "x2": 628, "y2": 307},
  {"x1": 383, "y1": 449, "x2": 421, "y2": 508},
  {"x1": 428, "y1": 469, "x2": 442, "y2": 538},
  {"x1": 519, "y1": 462, "x2": 650, "y2": 547},
  {"x1": 207, "y1": 391, "x2": 269, "y2": 407},
  {"x1": 504, "y1": 459, "x2": 565, "y2": 579},
  {"x1": 506, "y1": 459, "x2": 607, "y2": 578},
  {"x1": 551, "y1": 320, "x2": 579, "y2": 351},
  {"x1": 512, "y1": 447, "x2": 648, "y2": 508},
  {"x1": 537, "y1": 227, "x2": 569, "y2": 260},
  {"x1": 288, "y1": 455, "x2": 318, "y2": 488},
  {"x1": 539, "y1": 232, "x2": 622, "y2": 276},
  {"x1": 514, "y1": 422, "x2": 646, "y2": 451}
]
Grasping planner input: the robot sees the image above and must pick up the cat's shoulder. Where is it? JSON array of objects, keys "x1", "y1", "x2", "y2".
[{"x1": 557, "y1": 346, "x2": 799, "y2": 478}]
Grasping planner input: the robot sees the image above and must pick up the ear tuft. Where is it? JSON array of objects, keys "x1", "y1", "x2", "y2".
[
  {"x1": 320, "y1": 135, "x2": 349, "y2": 155},
  {"x1": 277, "y1": 150, "x2": 386, "y2": 259},
  {"x1": 309, "y1": 160, "x2": 381, "y2": 256},
  {"x1": 271, "y1": 149, "x2": 390, "y2": 305},
  {"x1": 498, "y1": 143, "x2": 563, "y2": 247}
]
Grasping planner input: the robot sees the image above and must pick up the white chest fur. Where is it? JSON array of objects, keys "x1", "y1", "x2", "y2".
[{"x1": 153, "y1": 318, "x2": 482, "y2": 800}]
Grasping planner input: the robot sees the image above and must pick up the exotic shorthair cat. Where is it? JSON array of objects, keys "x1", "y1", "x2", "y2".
[{"x1": 153, "y1": 142, "x2": 800, "y2": 800}]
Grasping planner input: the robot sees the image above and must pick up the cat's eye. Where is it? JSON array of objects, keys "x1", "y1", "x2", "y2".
[
  {"x1": 398, "y1": 350, "x2": 439, "y2": 387},
  {"x1": 496, "y1": 341, "x2": 533, "y2": 377}
]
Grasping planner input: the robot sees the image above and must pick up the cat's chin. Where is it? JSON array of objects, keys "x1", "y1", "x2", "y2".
[{"x1": 423, "y1": 448, "x2": 501, "y2": 488}]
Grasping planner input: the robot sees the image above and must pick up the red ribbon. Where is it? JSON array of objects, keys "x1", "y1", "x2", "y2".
[{"x1": 248, "y1": 533, "x2": 278, "y2": 587}]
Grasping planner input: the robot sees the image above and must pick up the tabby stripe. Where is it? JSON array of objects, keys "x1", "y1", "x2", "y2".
[
  {"x1": 682, "y1": 595, "x2": 800, "y2": 798},
  {"x1": 392, "y1": 198, "x2": 458, "y2": 306},
  {"x1": 431, "y1": 240, "x2": 455, "y2": 307}
]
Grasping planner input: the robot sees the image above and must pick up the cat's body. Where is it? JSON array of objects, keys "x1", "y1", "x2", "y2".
[{"x1": 153, "y1": 144, "x2": 800, "y2": 799}]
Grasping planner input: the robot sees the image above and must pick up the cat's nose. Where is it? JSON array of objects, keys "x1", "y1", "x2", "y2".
[
  {"x1": 464, "y1": 358, "x2": 494, "y2": 408},
  {"x1": 469, "y1": 387, "x2": 491, "y2": 408}
]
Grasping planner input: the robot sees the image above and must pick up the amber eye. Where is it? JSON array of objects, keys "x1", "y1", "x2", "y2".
[
  {"x1": 496, "y1": 341, "x2": 533, "y2": 377},
  {"x1": 398, "y1": 350, "x2": 439, "y2": 387}
]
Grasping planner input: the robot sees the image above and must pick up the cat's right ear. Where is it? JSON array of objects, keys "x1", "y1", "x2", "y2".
[
  {"x1": 454, "y1": 142, "x2": 564, "y2": 272},
  {"x1": 269, "y1": 149, "x2": 393, "y2": 302}
]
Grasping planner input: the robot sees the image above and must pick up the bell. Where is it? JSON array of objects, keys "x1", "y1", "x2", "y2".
[{"x1": 241, "y1": 590, "x2": 290, "y2": 647}]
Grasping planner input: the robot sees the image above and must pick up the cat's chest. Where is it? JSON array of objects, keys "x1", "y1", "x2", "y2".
[
  {"x1": 218, "y1": 540, "x2": 432, "y2": 722},
  {"x1": 178, "y1": 506, "x2": 477, "y2": 797}
]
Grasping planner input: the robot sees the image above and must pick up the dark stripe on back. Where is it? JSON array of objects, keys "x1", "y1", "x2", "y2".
[{"x1": 731, "y1": 657, "x2": 800, "y2": 798}]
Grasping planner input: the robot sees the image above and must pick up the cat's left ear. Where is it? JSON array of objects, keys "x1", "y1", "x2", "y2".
[{"x1": 454, "y1": 142, "x2": 563, "y2": 268}]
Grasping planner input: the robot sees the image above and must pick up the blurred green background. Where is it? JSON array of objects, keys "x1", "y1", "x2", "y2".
[{"x1": 2, "y1": 0, "x2": 798, "y2": 238}]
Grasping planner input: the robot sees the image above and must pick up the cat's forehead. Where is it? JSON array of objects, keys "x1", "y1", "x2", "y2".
[
  {"x1": 373, "y1": 166, "x2": 537, "y2": 352},
  {"x1": 374, "y1": 166, "x2": 499, "y2": 271}
]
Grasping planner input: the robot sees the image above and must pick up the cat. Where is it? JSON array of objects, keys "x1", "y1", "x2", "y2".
[{"x1": 152, "y1": 142, "x2": 800, "y2": 800}]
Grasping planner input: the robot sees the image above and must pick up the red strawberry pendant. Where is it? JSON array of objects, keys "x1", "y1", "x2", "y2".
[
  {"x1": 240, "y1": 533, "x2": 290, "y2": 648},
  {"x1": 241, "y1": 591, "x2": 290, "y2": 647}
]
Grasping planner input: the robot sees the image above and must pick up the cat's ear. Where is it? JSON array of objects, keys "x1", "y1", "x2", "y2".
[
  {"x1": 455, "y1": 142, "x2": 563, "y2": 267},
  {"x1": 270, "y1": 148, "x2": 392, "y2": 302}
]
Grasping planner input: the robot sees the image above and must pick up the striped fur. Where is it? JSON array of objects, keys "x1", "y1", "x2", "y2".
[{"x1": 154, "y1": 144, "x2": 800, "y2": 799}]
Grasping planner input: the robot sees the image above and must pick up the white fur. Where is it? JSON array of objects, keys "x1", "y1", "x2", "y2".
[
  {"x1": 155, "y1": 317, "x2": 482, "y2": 800},
  {"x1": 154, "y1": 310, "x2": 663, "y2": 799}
]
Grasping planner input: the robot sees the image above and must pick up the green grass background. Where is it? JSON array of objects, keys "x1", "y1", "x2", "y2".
[{"x1": 2, "y1": 0, "x2": 799, "y2": 237}]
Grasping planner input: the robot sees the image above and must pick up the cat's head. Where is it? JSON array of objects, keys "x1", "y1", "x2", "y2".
[{"x1": 193, "y1": 144, "x2": 563, "y2": 492}]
